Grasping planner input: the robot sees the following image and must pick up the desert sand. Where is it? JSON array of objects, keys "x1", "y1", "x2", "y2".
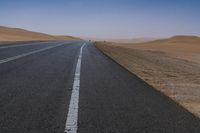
[
  {"x1": 96, "y1": 36, "x2": 200, "y2": 117},
  {"x1": 0, "y1": 26, "x2": 80, "y2": 42},
  {"x1": 108, "y1": 38, "x2": 158, "y2": 43},
  {"x1": 124, "y1": 36, "x2": 200, "y2": 63},
  {"x1": 84, "y1": 37, "x2": 157, "y2": 43}
]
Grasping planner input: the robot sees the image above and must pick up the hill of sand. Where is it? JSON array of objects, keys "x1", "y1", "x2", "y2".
[
  {"x1": 122, "y1": 35, "x2": 200, "y2": 63},
  {"x1": 108, "y1": 38, "x2": 158, "y2": 43},
  {"x1": 96, "y1": 35, "x2": 200, "y2": 117},
  {"x1": 0, "y1": 26, "x2": 80, "y2": 42}
]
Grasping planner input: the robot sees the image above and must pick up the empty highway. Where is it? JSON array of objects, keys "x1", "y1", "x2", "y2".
[{"x1": 0, "y1": 41, "x2": 200, "y2": 133}]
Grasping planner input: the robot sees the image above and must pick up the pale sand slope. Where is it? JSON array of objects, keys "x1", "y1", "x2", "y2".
[
  {"x1": 96, "y1": 36, "x2": 200, "y2": 117},
  {"x1": 108, "y1": 38, "x2": 158, "y2": 43},
  {"x1": 0, "y1": 26, "x2": 80, "y2": 42},
  {"x1": 124, "y1": 36, "x2": 200, "y2": 63}
]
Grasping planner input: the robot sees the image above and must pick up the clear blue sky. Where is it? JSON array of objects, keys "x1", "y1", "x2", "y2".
[{"x1": 0, "y1": 0, "x2": 200, "y2": 38}]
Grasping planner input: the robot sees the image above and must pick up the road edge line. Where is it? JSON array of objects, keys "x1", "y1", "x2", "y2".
[{"x1": 0, "y1": 42, "x2": 67, "y2": 64}]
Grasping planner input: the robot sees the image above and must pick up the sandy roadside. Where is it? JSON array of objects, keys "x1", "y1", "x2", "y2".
[{"x1": 96, "y1": 41, "x2": 200, "y2": 117}]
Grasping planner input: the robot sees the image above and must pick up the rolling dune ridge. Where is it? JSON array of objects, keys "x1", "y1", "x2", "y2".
[{"x1": 0, "y1": 26, "x2": 80, "y2": 42}]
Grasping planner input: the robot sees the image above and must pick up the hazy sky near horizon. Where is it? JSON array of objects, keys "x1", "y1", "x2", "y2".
[{"x1": 0, "y1": 0, "x2": 200, "y2": 38}]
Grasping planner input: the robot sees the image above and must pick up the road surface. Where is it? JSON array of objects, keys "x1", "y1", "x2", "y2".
[{"x1": 0, "y1": 41, "x2": 199, "y2": 133}]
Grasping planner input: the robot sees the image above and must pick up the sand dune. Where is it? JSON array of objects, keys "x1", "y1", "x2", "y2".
[
  {"x1": 108, "y1": 38, "x2": 158, "y2": 43},
  {"x1": 120, "y1": 35, "x2": 200, "y2": 63},
  {"x1": 0, "y1": 26, "x2": 80, "y2": 42},
  {"x1": 96, "y1": 36, "x2": 200, "y2": 117}
]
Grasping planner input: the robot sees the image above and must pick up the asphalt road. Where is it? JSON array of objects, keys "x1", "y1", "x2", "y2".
[{"x1": 0, "y1": 41, "x2": 200, "y2": 133}]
